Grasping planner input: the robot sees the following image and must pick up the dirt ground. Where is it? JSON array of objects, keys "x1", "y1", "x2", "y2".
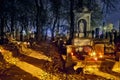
[{"x1": 0, "y1": 41, "x2": 119, "y2": 80}]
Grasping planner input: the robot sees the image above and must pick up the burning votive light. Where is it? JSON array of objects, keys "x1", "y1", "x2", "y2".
[
  {"x1": 99, "y1": 55, "x2": 103, "y2": 58},
  {"x1": 17, "y1": 42, "x2": 20, "y2": 45},
  {"x1": 64, "y1": 41, "x2": 66, "y2": 44},
  {"x1": 23, "y1": 42, "x2": 27, "y2": 45},
  {"x1": 67, "y1": 46, "x2": 72, "y2": 53},
  {"x1": 92, "y1": 51, "x2": 96, "y2": 56},
  {"x1": 94, "y1": 57, "x2": 98, "y2": 61},
  {"x1": 0, "y1": 48, "x2": 4, "y2": 52},
  {"x1": 90, "y1": 51, "x2": 96, "y2": 56},
  {"x1": 27, "y1": 42, "x2": 30, "y2": 45},
  {"x1": 71, "y1": 52, "x2": 74, "y2": 56}
]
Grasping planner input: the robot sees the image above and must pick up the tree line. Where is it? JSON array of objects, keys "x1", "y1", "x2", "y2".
[{"x1": 0, "y1": 0, "x2": 118, "y2": 43}]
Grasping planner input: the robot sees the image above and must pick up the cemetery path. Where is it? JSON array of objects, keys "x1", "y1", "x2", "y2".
[
  {"x1": 0, "y1": 42, "x2": 120, "y2": 80},
  {"x1": 0, "y1": 46, "x2": 58, "y2": 80}
]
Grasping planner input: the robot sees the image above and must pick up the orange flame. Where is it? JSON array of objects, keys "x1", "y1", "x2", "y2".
[
  {"x1": 71, "y1": 52, "x2": 74, "y2": 56},
  {"x1": 94, "y1": 57, "x2": 98, "y2": 61}
]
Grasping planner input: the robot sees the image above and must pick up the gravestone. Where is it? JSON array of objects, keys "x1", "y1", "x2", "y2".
[{"x1": 74, "y1": 7, "x2": 91, "y2": 38}]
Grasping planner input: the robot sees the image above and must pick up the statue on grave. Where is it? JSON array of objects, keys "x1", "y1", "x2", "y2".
[{"x1": 79, "y1": 20, "x2": 84, "y2": 33}]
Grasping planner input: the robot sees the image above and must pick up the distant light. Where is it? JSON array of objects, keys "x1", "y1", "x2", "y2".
[
  {"x1": 0, "y1": 49, "x2": 4, "y2": 52},
  {"x1": 93, "y1": 52, "x2": 96, "y2": 56},
  {"x1": 71, "y1": 52, "x2": 74, "y2": 56},
  {"x1": 17, "y1": 42, "x2": 20, "y2": 45},
  {"x1": 64, "y1": 41, "x2": 66, "y2": 44},
  {"x1": 29, "y1": 31, "x2": 32, "y2": 33},
  {"x1": 23, "y1": 30, "x2": 26, "y2": 35},
  {"x1": 60, "y1": 38, "x2": 62, "y2": 40},
  {"x1": 100, "y1": 55, "x2": 103, "y2": 58},
  {"x1": 27, "y1": 42, "x2": 30, "y2": 45},
  {"x1": 47, "y1": 29, "x2": 52, "y2": 37},
  {"x1": 67, "y1": 46, "x2": 72, "y2": 53},
  {"x1": 94, "y1": 57, "x2": 98, "y2": 61},
  {"x1": 90, "y1": 51, "x2": 96, "y2": 56},
  {"x1": 104, "y1": 27, "x2": 106, "y2": 30},
  {"x1": 23, "y1": 42, "x2": 27, "y2": 45}
]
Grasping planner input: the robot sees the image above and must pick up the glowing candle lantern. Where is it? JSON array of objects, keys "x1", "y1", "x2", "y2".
[
  {"x1": 71, "y1": 52, "x2": 74, "y2": 56},
  {"x1": 67, "y1": 46, "x2": 72, "y2": 53},
  {"x1": 94, "y1": 57, "x2": 98, "y2": 61},
  {"x1": 90, "y1": 51, "x2": 96, "y2": 56},
  {"x1": 99, "y1": 55, "x2": 103, "y2": 58},
  {"x1": 92, "y1": 51, "x2": 96, "y2": 56},
  {"x1": 17, "y1": 42, "x2": 20, "y2": 45},
  {"x1": 94, "y1": 44, "x2": 104, "y2": 57}
]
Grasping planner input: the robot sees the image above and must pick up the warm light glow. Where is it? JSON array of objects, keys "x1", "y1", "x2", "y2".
[
  {"x1": 27, "y1": 42, "x2": 30, "y2": 45},
  {"x1": 90, "y1": 51, "x2": 96, "y2": 56},
  {"x1": 23, "y1": 42, "x2": 27, "y2": 45},
  {"x1": 60, "y1": 38, "x2": 62, "y2": 40},
  {"x1": 73, "y1": 38, "x2": 92, "y2": 46},
  {"x1": 64, "y1": 41, "x2": 66, "y2": 44},
  {"x1": 67, "y1": 46, "x2": 72, "y2": 53},
  {"x1": 1, "y1": 47, "x2": 56, "y2": 79},
  {"x1": 0, "y1": 49, "x2": 4, "y2": 52},
  {"x1": 71, "y1": 52, "x2": 74, "y2": 56},
  {"x1": 99, "y1": 55, "x2": 103, "y2": 58},
  {"x1": 17, "y1": 42, "x2": 20, "y2": 45},
  {"x1": 94, "y1": 57, "x2": 98, "y2": 61},
  {"x1": 79, "y1": 47, "x2": 83, "y2": 51},
  {"x1": 92, "y1": 52, "x2": 96, "y2": 56}
]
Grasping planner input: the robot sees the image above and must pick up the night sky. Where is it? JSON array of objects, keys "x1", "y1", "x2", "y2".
[{"x1": 105, "y1": 1, "x2": 120, "y2": 29}]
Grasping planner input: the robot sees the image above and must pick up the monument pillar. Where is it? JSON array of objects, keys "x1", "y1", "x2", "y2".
[{"x1": 74, "y1": 9, "x2": 91, "y2": 38}]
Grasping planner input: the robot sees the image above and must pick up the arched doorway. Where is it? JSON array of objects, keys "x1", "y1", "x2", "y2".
[{"x1": 78, "y1": 19, "x2": 87, "y2": 37}]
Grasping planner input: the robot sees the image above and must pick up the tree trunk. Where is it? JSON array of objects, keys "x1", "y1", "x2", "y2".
[
  {"x1": 35, "y1": 0, "x2": 44, "y2": 41},
  {"x1": 36, "y1": 9, "x2": 42, "y2": 41},
  {"x1": 51, "y1": 17, "x2": 57, "y2": 41},
  {"x1": 44, "y1": 28, "x2": 47, "y2": 40},
  {"x1": 10, "y1": 0, "x2": 16, "y2": 39},
  {"x1": 24, "y1": 18, "x2": 29, "y2": 40},
  {"x1": 69, "y1": 0, "x2": 74, "y2": 44},
  {"x1": 20, "y1": 26, "x2": 24, "y2": 41},
  {"x1": 51, "y1": 29, "x2": 54, "y2": 41},
  {"x1": 0, "y1": 17, "x2": 5, "y2": 44},
  {"x1": 11, "y1": 15, "x2": 15, "y2": 39}
]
